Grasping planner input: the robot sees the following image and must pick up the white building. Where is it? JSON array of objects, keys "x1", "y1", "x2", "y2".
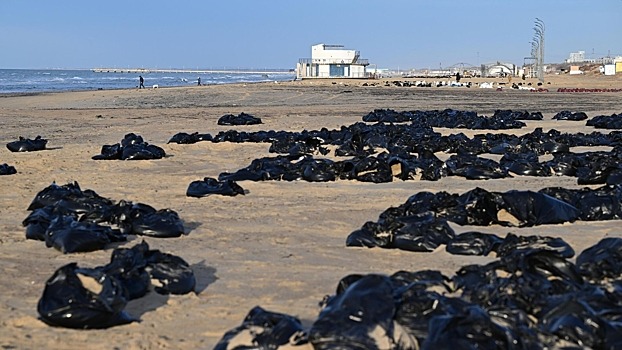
[
  {"x1": 566, "y1": 51, "x2": 586, "y2": 63},
  {"x1": 296, "y1": 44, "x2": 369, "y2": 79},
  {"x1": 481, "y1": 62, "x2": 516, "y2": 77}
]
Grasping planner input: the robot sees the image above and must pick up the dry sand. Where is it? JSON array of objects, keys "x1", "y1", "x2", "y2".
[{"x1": 1, "y1": 73, "x2": 622, "y2": 349}]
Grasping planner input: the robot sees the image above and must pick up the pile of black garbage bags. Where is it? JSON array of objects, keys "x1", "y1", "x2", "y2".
[
  {"x1": 216, "y1": 236, "x2": 622, "y2": 349},
  {"x1": 169, "y1": 109, "x2": 622, "y2": 185},
  {"x1": 22, "y1": 182, "x2": 185, "y2": 253},
  {"x1": 92, "y1": 133, "x2": 165, "y2": 160},
  {"x1": 186, "y1": 177, "x2": 246, "y2": 197},
  {"x1": 587, "y1": 112, "x2": 622, "y2": 129},
  {"x1": 217, "y1": 112, "x2": 262, "y2": 126},
  {"x1": 38, "y1": 241, "x2": 196, "y2": 329},
  {"x1": 347, "y1": 184, "x2": 622, "y2": 252},
  {"x1": 361, "y1": 108, "x2": 530, "y2": 129},
  {"x1": 6, "y1": 135, "x2": 47, "y2": 152}
]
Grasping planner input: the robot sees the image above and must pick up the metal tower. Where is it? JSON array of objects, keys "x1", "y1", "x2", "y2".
[{"x1": 531, "y1": 18, "x2": 545, "y2": 83}]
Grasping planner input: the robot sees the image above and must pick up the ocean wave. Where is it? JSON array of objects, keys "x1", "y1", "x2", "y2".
[{"x1": 0, "y1": 69, "x2": 295, "y2": 93}]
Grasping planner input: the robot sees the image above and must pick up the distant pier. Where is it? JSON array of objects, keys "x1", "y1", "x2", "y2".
[{"x1": 92, "y1": 68, "x2": 292, "y2": 74}]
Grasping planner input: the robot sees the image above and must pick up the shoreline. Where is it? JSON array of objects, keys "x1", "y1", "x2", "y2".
[{"x1": 2, "y1": 72, "x2": 621, "y2": 98}]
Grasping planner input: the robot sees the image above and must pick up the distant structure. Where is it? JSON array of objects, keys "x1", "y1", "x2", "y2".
[
  {"x1": 480, "y1": 62, "x2": 516, "y2": 77},
  {"x1": 566, "y1": 51, "x2": 586, "y2": 63},
  {"x1": 296, "y1": 44, "x2": 369, "y2": 79},
  {"x1": 532, "y1": 18, "x2": 545, "y2": 83},
  {"x1": 565, "y1": 50, "x2": 619, "y2": 65}
]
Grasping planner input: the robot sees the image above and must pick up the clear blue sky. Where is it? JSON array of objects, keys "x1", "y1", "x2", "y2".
[{"x1": 1, "y1": 0, "x2": 620, "y2": 70}]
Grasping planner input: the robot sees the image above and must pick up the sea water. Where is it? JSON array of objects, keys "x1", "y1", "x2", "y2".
[{"x1": 0, "y1": 69, "x2": 295, "y2": 94}]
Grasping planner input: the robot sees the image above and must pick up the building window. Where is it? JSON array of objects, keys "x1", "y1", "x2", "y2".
[{"x1": 329, "y1": 64, "x2": 345, "y2": 77}]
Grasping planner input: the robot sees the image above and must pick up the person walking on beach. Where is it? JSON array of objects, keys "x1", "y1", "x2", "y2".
[
  {"x1": 197, "y1": 77, "x2": 201, "y2": 86},
  {"x1": 139, "y1": 75, "x2": 145, "y2": 89}
]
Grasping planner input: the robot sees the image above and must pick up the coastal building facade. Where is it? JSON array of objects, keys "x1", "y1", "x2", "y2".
[{"x1": 296, "y1": 44, "x2": 369, "y2": 79}]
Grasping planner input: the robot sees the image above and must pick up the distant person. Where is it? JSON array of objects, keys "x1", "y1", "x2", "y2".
[
  {"x1": 455, "y1": 72, "x2": 461, "y2": 82},
  {"x1": 139, "y1": 75, "x2": 144, "y2": 89},
  {"x1": 522, "y1": 73, "x2": 526, "y2": 81},
  {"x1": 197, "y1": 77, "x2": 201, "y2": 86}
]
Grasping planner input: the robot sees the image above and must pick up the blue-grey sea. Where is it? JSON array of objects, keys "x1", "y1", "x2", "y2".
[{"x1": 0, "y1": 69, "x2": 295, "y2": 94}]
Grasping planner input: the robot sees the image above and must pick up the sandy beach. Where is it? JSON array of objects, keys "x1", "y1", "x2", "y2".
[{"x1": 1, "y1": 73, "x2": 622, "y2": 349}]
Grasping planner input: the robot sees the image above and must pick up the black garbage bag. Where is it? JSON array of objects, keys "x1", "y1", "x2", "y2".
[
  {"x1": 340, "y1": 156, "x2": 393, "y2": 183},
  {"x1": 416, "y1": 149, "x2": 446, "y2": 181},
  {"x1": 392, "y1": 274, "x2": 457, "y2": 341},
  {"x1": 606, "y1": 168, "x2": 622, "y2": 185},
  {"x1": 495, "y1": 233, "x2": 575, "y2": 259},
  {"x1": 186, "y1": 177, "x2": 246, "y2": 197},
  {"x1": 111, "y1": 201, "x2": 185, "y2": 238},
  {"x1": 37, "y1": 241, "x2": 195, "y2": 329},
  {"x1": 23, "y1": 206, "x2": 59, "y2": 241},
  {"x1": 541, "y1": 185, "x2": 622, "y2": 221},
  {"x1": 541, "y1": 141, "x2": 570, "y2": 154},
  {"x1": 121, "y1": 143, "x2": 166, "y2": 160},
  {"x1": 300, "y1": 158, "x2": 336, "y2": 182},
  {"x1": 167, "y1": 132, "x2": 212, "y2": 144},
  {"x1": 6, "y1": 135, "x2": 47, "y2": 152},
  {"x1": 145, "y1": 249, "x2": 196, "y2": 294},
  {"x1": 27, "y1": 181, "x2": 87, "y2": 211},
  {"x1": 544, "y1": 157, "x2": 577, "y2": 177},
  {"x1": 101, "y1": 242, "x2": 151, "y2": 300},
  {"x1": 308, "y1": 274, "x2": 418, "y2": 350},
  {"x1": 345, "y1": 221, "x2": 391, "y2": 249},
  {"x1": 0, "y1": 163, "x2": 17, "y2": 175},
  {"x1": 386, "y1": 154, "x2": 418, "y2": 181},
  {"x1": 445, "y1": 153, "x2": 509, "y2": 180},
  {"x1": 575, "y1": 158, "x2": 622, "y2": 185},
  {"x1": 26, "y1": 181, "x2": 114, "y2": 220},
  {"x1": 37, "y1": 263, "x2": 135, "y2": 329},
  {"x1": 334, "y1": 130, "x2": 374, "y2": 158},
  {"x1": 362, "y1": 108, "x2": 411, "y2": 123},
  {"x1": 442, "y1": 187, "x2": 501, "y2": 226},
  {"x1": 586, "y1": 113, "x2": 622, "y2": 129},
  {"x1": 346, "y1": 213, "x2": 454, "y2": 252},
  {"x1": 576, "y1": 237, "x2": 622, "y2": 280},
  {"x1": 493, "y1": 109, "x2": 543, "y2": 121},
  {"x1": 552, "y1": 111, "x2": 588, "y2": 121},
  {"x1": 500, "y1": 152, "x2": 551, "y2": 177},
  {"x1": 103, "y1": 241, "x2": 195, "y2": 297},
  {"x1": 539, "y1": 297, "x2": 611, "y2": 349},
  {"x1": 269, "y1": 137, "x2": 330, "y2": 156},
  {"x1": 500, "y1": 249, "x2": 584, "y2": 290},
  {"x1": 214, "y1": 306, "x2": 308, "y2": 350},
  {"x1": 422, "y1": 303, "x2": 521, "y2": 350},
  {"x1": 92, "y1": 133, "x2": 166, "y2": 160},
  {"x1": 45, "y1": 215, "x2": 126, "y2": 254},
  {"x1": 499, "y1": 190, "x2": 581, "y2": 227},
  {"x1": 218, "y1": 156, "x2": 293, "y2": 182},
  {"x1": 92, "y1": 143, "x2": 123, "y2": 160},
  {"x1": 217, "y1": 112, "x2": 262, "y2": 125},
  {"x1": 390, "y1": 213, "x2": 455, "y2": 252},
  {"x1": 121, "y1": 132, "x2": 144, "y2": 147},
  {"x1": 445, "y1": 231, "x2": 503, "y2": 256}
]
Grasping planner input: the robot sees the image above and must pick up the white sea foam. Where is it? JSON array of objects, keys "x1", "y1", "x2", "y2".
[{"x1": 0, "y1": 69, "x2": 295, "y2": 94}]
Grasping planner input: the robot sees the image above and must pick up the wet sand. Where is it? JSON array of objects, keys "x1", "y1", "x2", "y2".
[{"x1": 1, "y1": 73, "x2": 622, "y2": 349}]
